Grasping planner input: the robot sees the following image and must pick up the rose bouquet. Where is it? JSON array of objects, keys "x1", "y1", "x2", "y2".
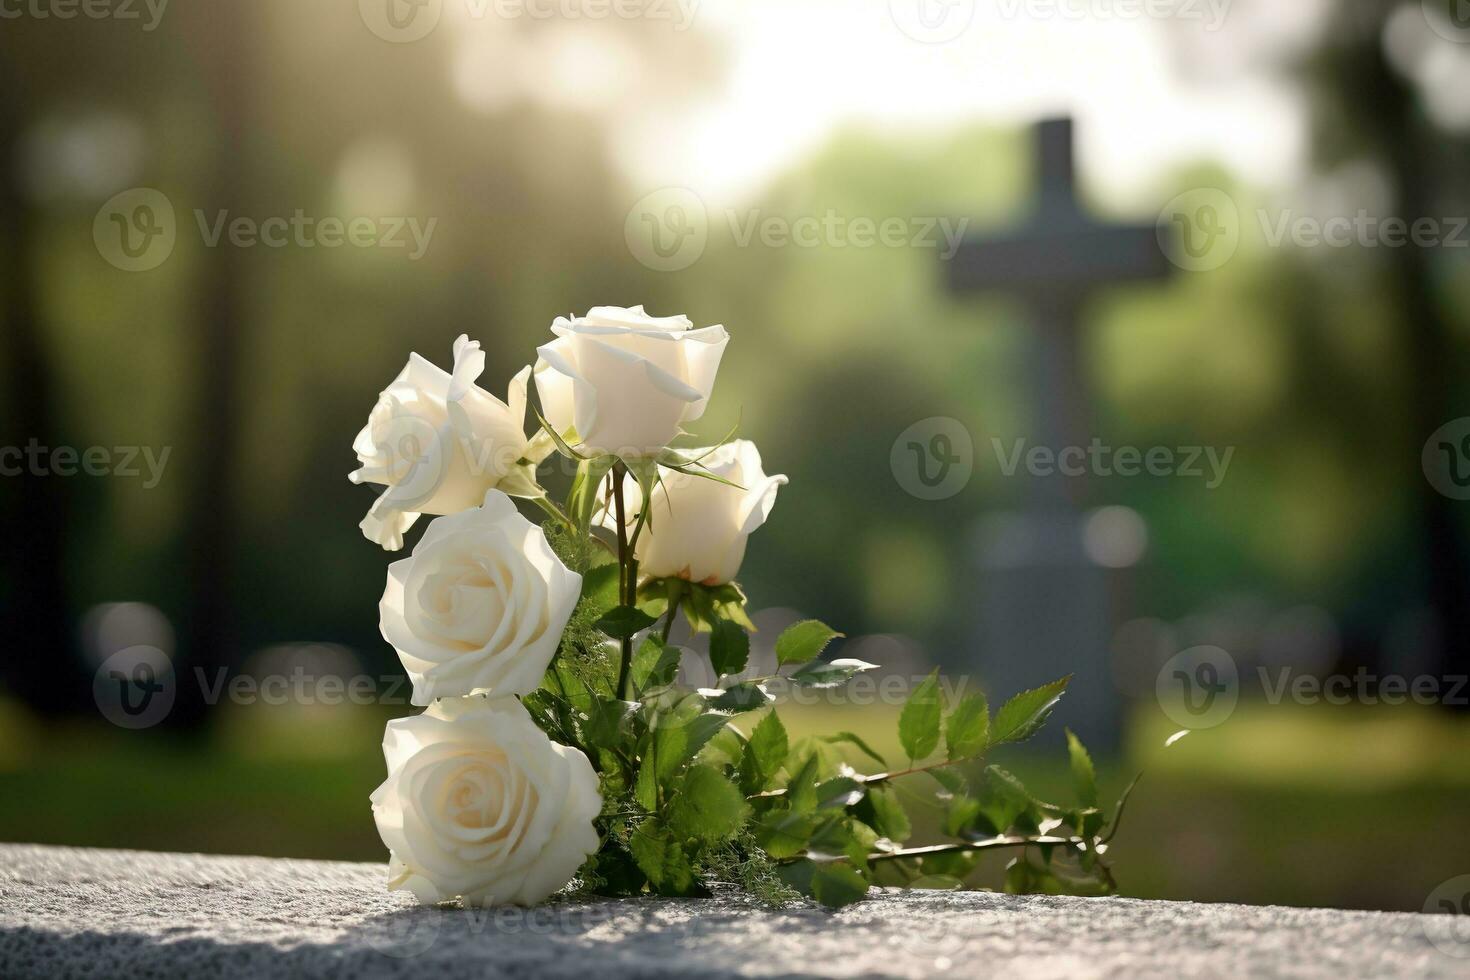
[{"x1": 353, "y1": 306, "x2": 1132, "y2": 909}]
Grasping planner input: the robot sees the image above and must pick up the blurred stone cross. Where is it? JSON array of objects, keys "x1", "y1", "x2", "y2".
[{"x1": 946, "y1": 117, "x2": 1175, "y2": 752}]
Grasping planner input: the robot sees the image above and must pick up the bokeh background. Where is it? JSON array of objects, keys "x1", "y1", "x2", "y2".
[{"x1": 3, "y1": 0, "x2": 1470, "y2": 913}]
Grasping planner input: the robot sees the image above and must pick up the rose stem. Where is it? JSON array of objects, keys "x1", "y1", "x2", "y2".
[{"x1": 612, "y1": 462, "x2": 634, "y2": 699}]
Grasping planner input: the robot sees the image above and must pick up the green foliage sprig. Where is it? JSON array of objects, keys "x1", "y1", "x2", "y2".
[{"x1": 525, "y1": 458, "x2": 1133, "y2": 908}]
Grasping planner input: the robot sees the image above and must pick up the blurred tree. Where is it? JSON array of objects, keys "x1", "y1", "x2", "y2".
[
  {"x1": 1292, "y1": 0, "x2": 1470, "y2": 692},
  {"x1": 0, "y1": 62, "x2": 86, "y2": 715}
]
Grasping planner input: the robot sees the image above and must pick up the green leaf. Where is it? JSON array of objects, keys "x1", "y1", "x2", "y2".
[
  {"x1": 596, "y1": 605, "x2": 658, "y2": 640},
  {"x1": 898, "y1": 670, "x2": 942, "y2": 763},
  {"x1": 945, "y1": 692, "x2": 990, "y2": 761},
  {"x1": 634, "y1": 756, "x2": 659, "y2": 812},
  {"x1": 630, "y1": 638, "x2": 681, "y2": 692},
  {"x1": 629, "y1": 821, "x2": 693, "y2": 893},
  {"x1": 864, "y1": 784, "x2": 911, "y2": 842},
  {"x1": 708, "y1": 619, "x2": 750, "y2": 678},
  {"x1": 991, "y1": 676, "x2": 1071, "y2": 745},
  {"x1": 821, "y1": 732, "x2": 887, "y2": 768},
  {"x1": 669, "y1": 765, "x2": 748, "y2": 843},
  {"x1": 759, "y1": 812, "x2": 819, "y2": 859},
  {"x1": 784, "y1": 754, "x2": 821, "y2": 813},
  {"x1": 578, "y1": 563, "x2": 621, "y2": 617},
  {"x1": 1066, "y1": 729, "x2": 1098, "y2": 808},
  {"x1": 740, "y1": 711, "x2": 789, "y2": 794},
  {"x1": 774, "y1": 620, "x2": 843, "y2": 666},
  {"x1": 674, "y1": 713, "x2": 735, "y2": 772},
  {"x1": 789, "y1": 658, "x2": 878, "y2": 689},
  {"x1": 815, "y1": 776, "x2": 865, "y2": 810},
  {"x1": 708, "y1": 682, "x2": 772, "y2": 712},
  {"x1": 583, "y1": 697, "x2": 636, "y2": 749},
  {"x1": 929, "y1": 766, "x2": 968, "y2": 796},
  {"x1": 943, "y1": 795, "x2": 987, "y2": 838},
  {"x1": 810, "y1": 864, "x2": 869, "y2": 908}
]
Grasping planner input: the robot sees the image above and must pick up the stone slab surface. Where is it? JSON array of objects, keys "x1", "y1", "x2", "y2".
[{"x1": 2, "y1": 843, "x2": 1467, "y2": 979}]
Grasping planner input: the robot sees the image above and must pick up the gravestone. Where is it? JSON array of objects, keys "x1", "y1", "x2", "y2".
[
  {"x1": 947, "y1": 118, "x2": 1175, "y2": 753},
  {"x1": 2, "y1": 844, "x2": 1463, "y2": 978}
]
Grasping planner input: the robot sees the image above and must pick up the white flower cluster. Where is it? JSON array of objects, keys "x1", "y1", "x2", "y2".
[{"x1": 352, "y1": 306, "x2": 785, "y2": 906}]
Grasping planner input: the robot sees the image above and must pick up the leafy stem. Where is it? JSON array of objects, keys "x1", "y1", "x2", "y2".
[
  {"x1": 747, "y1": 754, "x2": 977, "y2": 801},
  {"x1": 863, "y1": 834, "x2": 1088, "y2": 864}
]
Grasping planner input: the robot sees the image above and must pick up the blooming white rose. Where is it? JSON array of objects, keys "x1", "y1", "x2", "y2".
[
  {"x1": 606, "y1": 440, "x2": 786, "y2": 586},
  {"x1": 380, "y1": 489, "x2": 581, "y2": 704},
  {"x1": 533, "y1": 305, "x2": 728, "y2": 457},
  {"x1": 371, "y1": 696, "x2": 601, "y2": 907},
  {"x1": 351, "y1": 335, "x2": 535, "y2": 551}
]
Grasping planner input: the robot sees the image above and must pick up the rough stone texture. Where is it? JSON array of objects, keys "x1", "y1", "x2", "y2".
[{"x1": 1, "y1": 843, "x2": 1467, "y2": 979}]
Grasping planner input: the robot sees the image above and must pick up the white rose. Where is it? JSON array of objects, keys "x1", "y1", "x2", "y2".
[
  {"x1": 351, "y1": 335, "x2": 534, "y2": 551},
  {"x1": 607, "y1": 440, "x2": 786, "y2": 586},
  {"x1": 380, "y1": 489, "x2": 581, "y2": 704},
  {"x1": 371, "y1": 696, "x2": 601, "y2": 907},
  {"x1": 533, "y1": 305, "x2": 728, "y2": 457}
]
